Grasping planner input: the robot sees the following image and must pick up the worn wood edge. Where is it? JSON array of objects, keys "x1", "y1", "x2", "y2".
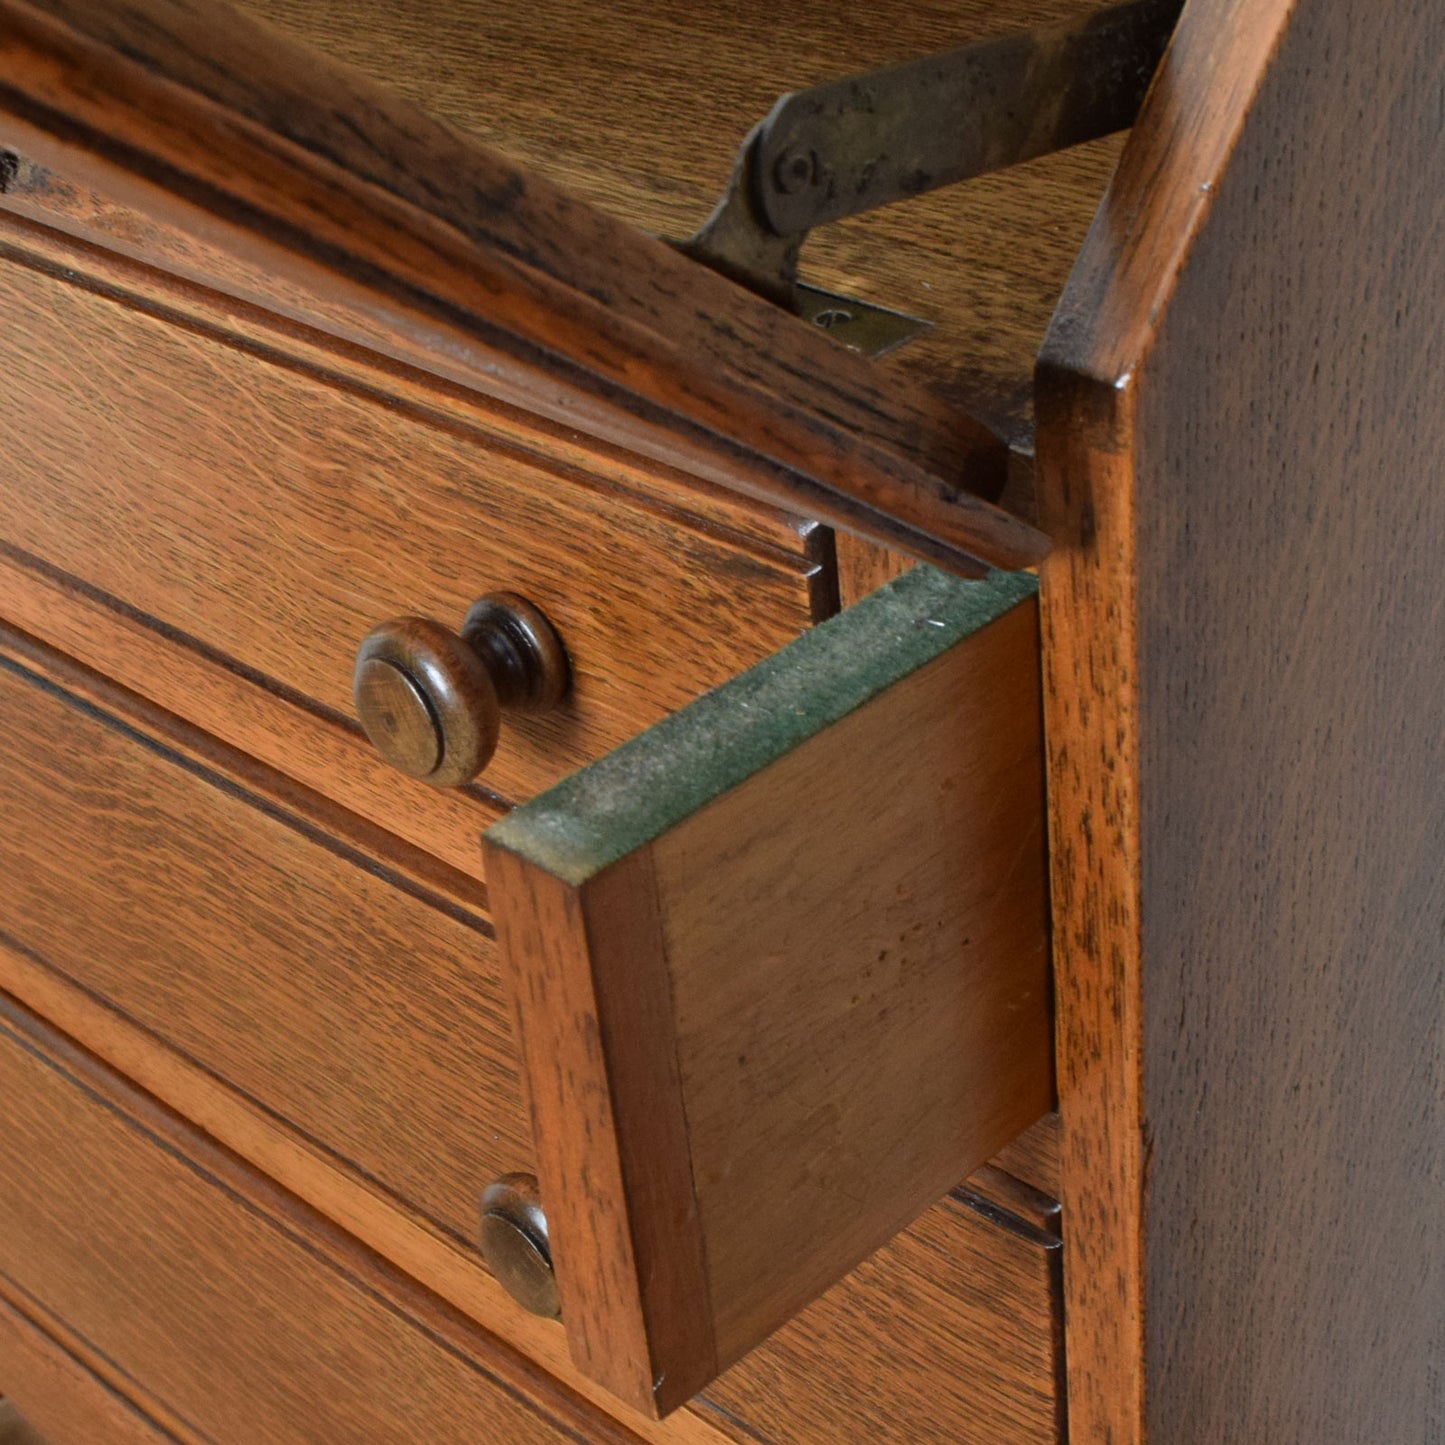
[
  {"x1": 484, "y1": 846, "x2": 717, "y2": 1416},
  {"x1": 0, "y1": 0, "x2": 1052, "y2": 575},
  {"x1": 0, "y1": 993, "x2": 665, "y2": 1445},
  {"x1": 0, "y1": 105, "x2": 1022, "y2": 576},
  {"x1": 1035, "y1": 358, "x2": 1145, "y2": 1445},
  {"x1": 1035, "y1": 6, "x2": 1298, "y2": 1441},
  {"x1": 1041, "y1": 0, "x2": 1295, "y2": 390},
  {"x1": 576, "y1": 852, "x2": 717, "y2": 1416},
  {"x1": 0, "y1": 0, "x2": 982, "y2": 460},
  {"x1": 485, "y1": 565, "x2": 1038, "y2": 885},
  {"x1": 0, "y1": 1290, "x2": 186, "y2": 1444}
]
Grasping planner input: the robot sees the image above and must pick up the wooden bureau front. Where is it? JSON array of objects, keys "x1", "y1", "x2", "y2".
[
  {"x1": 0, "y1": 211, "x2": 1061, "y2": 1426},
  {"x1": 0, "y1": 644, "x2": 534, "y2": 1251},
  {"x1": 0, "y1": 203, "x2": 828, "y2": 881},
  {"x1": 0, "y1": 989, "x2": 1064, "y2": 1444},
  {"x1": 0, "y1": 0, "x2": 1104, "y2": 1435},
  {"x1": 0, "y1": 3, "x2": 1422, "y2": 1441}
]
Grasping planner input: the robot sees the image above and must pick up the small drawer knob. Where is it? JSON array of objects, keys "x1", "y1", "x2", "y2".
[
  {"x1": 479, "y1": 1173, "x2": 561, "y2": 1320},
  {"x1": 354, "y1": 593, "x2": 569, "y2": 788}
]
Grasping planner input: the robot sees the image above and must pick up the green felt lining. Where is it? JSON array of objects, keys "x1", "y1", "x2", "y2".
[{"x1": 484, "y1": 565, "x2": 1037, "y2": 885}]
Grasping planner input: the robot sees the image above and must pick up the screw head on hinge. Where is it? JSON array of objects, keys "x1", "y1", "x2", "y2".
[{"x1": 771, "y1": 146, "x2": 819, "y2": 196}]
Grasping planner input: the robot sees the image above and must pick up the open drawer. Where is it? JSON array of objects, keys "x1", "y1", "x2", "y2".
[
  {"x1": 0, "y1": 0, "x2": 1145, "y2": 1430},
  {"x1": 484, "y1": 565, "x2": 1052, "y2": 1414}
]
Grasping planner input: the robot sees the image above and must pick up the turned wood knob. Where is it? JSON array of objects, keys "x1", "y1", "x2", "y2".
[
  {"x1": 479, "y1": 1173, "x2": 560, "y2": 1320},
  {"x1": 354, "y1": 592, "x2": 569, "y2": 787}
]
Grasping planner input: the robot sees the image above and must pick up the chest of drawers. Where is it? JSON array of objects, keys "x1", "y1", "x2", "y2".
[{"x1": 0, "y1": 0, "x2": 1439, "y2": 1441}]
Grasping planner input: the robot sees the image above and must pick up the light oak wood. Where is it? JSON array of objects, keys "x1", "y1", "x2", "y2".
[
  {"x1": 700, "y1": 1177, "x2": 1064, "y2": 1445},
  {"x1": 0, "y1": 642, "x2": 534, "y2": 1254},
  {"x1": 0, "y1": 1302, "x2": 175, "y2": 1445},
  {"x1": 989, "y1": 1113, "x2": 1062, "y2": 1200},
  {"x1": 0, "y1": 614, "x2": 1063, "y2": 1444},
  {"x1": 0, "y1": 0, "x2": 1051, "y2": 574},
  {"x1": 833, "y1": 532, "x2": 919, "y2": 609},
  {"x1": 486, "y1": 566, "x2": 1052, "y2": 1414},
  {"x1": 0, "y1": 209, "x2": 826, "y2": 827},
  {"x1": 0, "y1": 998, "x2": 652, "y2": 1445},
  {"x1": 0, "y1": 154, "x2": 826, "y2": 558},
  {"x1": 1037, "y1": 0, "x2": 1445, "y2": 1438},
  {"x1": 0, "y1": 986, "x2": 1063, "y2": 1445}
]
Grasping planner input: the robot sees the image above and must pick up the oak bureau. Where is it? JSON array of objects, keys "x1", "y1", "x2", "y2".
[{"x1": 0, "y1": 1, "x2": 1439, "y2": 1442}]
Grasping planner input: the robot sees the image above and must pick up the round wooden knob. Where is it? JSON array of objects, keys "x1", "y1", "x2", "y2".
[
  {"x1": 479, "y1": 1173, "x2": 560, "y2": 1320},
  {"x1": 354, "y1": 592, "x2": 568, "y2": 788}
]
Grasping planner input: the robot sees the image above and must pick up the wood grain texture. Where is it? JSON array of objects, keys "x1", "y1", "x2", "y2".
[
  {"x1": 0, "y1": 986, "x2": 1067, "y2": 1445},
  {"x1": 236, "y1": 0, "x2": 1121, "y2": 446},
  {"x1": 487, "y1": 566, "x2": 1053, "y2": 1413},
  {"x1": 0, "y1": 616, "x2": 1063, "y2": 1445},
  {"x1": 0, "y1": 592, "x2": 1072, "y2": 1442},
  {"x1": 833, "y1": 533, "x2": 919, "y2": 609},
  {"x1": 0, "y1": 648, "x2": 535, "y2": 1260},
  {"x1": 0, "y1": 0, "x2": 1051, "y2": 573},
  {"x1": 0, "y1": 1301, "x2": 176, "y2": 1445},
  {"x1": 485, "y1": 847, "x2": 718, "y2": 1415},
  {"x1": 0, "y1": 938, "x2": 739, "y2": 1445},
  {"x1": 0, "y1": 155, "x2": 829, "y2": 560},
  {"x1": 700, "y1": 1182, "x2": 1064, "y2": 1445},
  {"x1": 989, "y1": 1112, "x2": 1062, "y2": 1200},
  {"x1": 0, "y1": 624, "x2": 667, "y2": 1435},
  {"x1": 0, "y1": 998, "x2": 656, "y2": 1445},
  {"x1": 0, "y1": 212, "x2": 825, "y2": 822},
  {"x1": 1038, "y1": 0, "x2": 1445, "y2": 1438},
  {"x1": 0, "y1": 195, "x2": 827, "y2": 888}
]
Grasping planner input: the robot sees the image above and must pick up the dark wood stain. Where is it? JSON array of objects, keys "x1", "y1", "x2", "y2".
[{"x1": 1038, "y1": 0, "x2": 1444, "y2": 1438}]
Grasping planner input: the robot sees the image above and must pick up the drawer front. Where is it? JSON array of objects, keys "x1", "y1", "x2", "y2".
[
  {"x1": 0, "y1": 221, "x2": 824, "y2": 847},
  {"x1": 0, "y1": 608, "x2": 1060, "y2": 1443},
  {"x1": 0, "y1": 1003, "x2": 639, "y2": 1445},
  {"x1": 0, "y1": 995, "x2": 1061, "y2": 1445},
  {"x1": 0, "y1": 648, "x2": 534, "y2": 1255}
]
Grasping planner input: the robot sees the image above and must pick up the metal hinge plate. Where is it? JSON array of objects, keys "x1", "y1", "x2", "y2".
[{"x1": 677, "y1": 0, "x2": 1184, "y2": 350}]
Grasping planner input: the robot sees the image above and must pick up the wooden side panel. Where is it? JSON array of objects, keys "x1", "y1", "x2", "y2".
[
  {"x1": 655, "y1": 596, "x2": 1051, "y2": 1364},
  {"x1": 487, "y1": 566, "x2": 1053, "y2": 1414},
  {"x1": 1038, "y1": 0, "x2": 1445, "y2": 1438}
]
